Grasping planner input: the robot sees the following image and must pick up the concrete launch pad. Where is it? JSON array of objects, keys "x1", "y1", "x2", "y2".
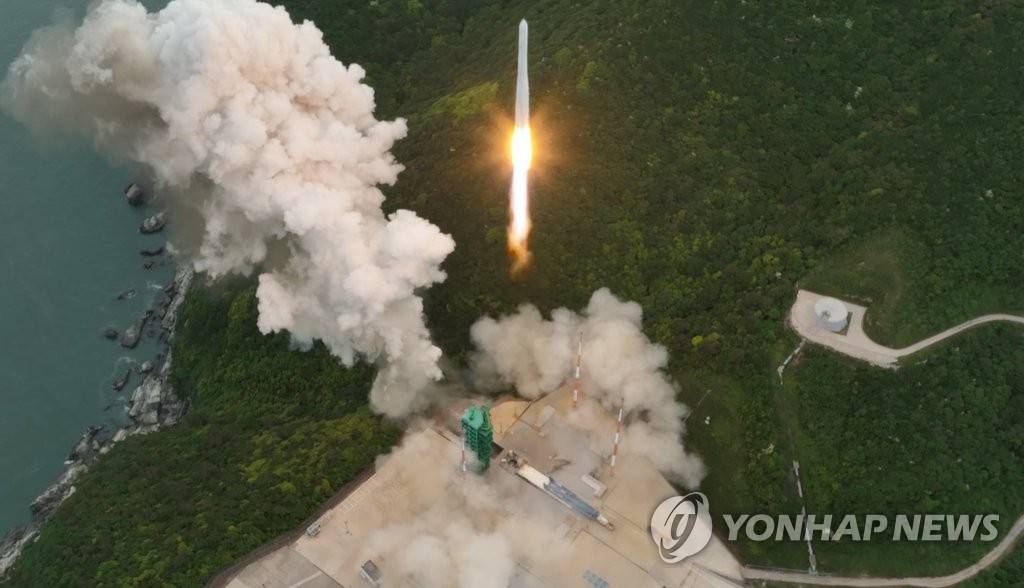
[{"x1": 223, "y1": 386, "x2": 744, "y2": 588}]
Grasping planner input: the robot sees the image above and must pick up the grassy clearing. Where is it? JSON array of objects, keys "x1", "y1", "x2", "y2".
[
  {"x1": 803, "y1": 229, "x2": 1024, "y2": 349},
  {"x1": 801, "y1": 228, "x2": 911, "y2": 342}
]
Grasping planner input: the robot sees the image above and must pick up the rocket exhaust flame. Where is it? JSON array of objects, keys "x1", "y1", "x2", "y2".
[
  {"x1": 508, "y1": 19, "x2": 532, "y2": 274},
  {"x1": 509, "y1": 126, "x2": 532, "y2": 271}
]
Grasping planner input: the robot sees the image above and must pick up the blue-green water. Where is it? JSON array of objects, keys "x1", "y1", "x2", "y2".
[{"x1": 0, "y1": 0, "x2": 171, "y2": 534}]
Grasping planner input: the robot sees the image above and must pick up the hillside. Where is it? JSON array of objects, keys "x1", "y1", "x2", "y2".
[
  {"x1": 340, "y1": 0, "x2": 1024, "y2": 572},
  {"x1": 4, "y1": 0, "x2": 1024, "y2": 584},
  {"x1": 3, "y1": 284, "x2": 400, "y2": 586}
]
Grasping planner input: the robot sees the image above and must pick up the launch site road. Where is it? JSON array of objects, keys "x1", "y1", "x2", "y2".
[
  {"x1": 789, "y1": 290, "x2": 1024, "y2": 368},
  {"x1": 740, "y1": 509, "x2": 1024, "y2": 586},
  {"x1": 764, "y1": 289, "x2": 1024, "y2": 585}
]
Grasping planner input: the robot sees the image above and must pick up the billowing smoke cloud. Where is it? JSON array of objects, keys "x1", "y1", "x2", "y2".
[
  {"x1": 469, "y1": 288, "x2": 706, "y2": 488},
  {"x1": 2, "y1": 0, "x2": 455, "y2": 417},
  {"x1": 362, "y1": 429, "x2": 572, "y2": 588}
]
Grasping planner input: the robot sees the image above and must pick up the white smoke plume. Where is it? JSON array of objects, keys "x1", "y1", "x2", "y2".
[
  {"x1": 2, "y1": 0, "x2": 455, "y2": 417},
  {"x1": 469, "y1": 288, "x2": 706, "y2": 488},
  {"x1": 362, "y1": 429, "x2": 572, "y2": 588}
]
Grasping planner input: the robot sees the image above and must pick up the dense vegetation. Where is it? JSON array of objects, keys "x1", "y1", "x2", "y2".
[
  {"x1": 5, "y1": 0, "x2": 1024, "y2": 584},
  {"x1": 310, "y1": 0, "x2": 1024, "y2": 574},
  {"x1": 784, "y1": 326, "x2": 1024, "y2": 574},
  {"x1": 3, "y1": 283, "x2": 400, "y2": 586},
  {"x1": 961, "y1": 545, "x2": 1024, "y2": 587}
]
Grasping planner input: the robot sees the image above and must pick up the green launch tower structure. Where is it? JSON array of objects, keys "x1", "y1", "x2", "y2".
[{"x1": 460, "y1": 405, "x2": 494, "y2": 471}]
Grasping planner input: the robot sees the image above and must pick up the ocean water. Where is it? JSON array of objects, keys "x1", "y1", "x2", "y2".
[{"x1": 0, "y1": 0, "x2": 171, "y2": 534}]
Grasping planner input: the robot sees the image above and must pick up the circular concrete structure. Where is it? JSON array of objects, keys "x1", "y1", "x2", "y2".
[{"x1": 814, "y1": 297, "x2": 849, "y2": 332}]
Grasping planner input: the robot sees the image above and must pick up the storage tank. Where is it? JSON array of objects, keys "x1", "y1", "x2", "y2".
[{"x1": 814, "y1": 297, "x2": 849, "y2": 332}]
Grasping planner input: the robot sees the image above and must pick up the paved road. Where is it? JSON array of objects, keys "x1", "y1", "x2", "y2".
[
  {"x1": 741, "y1": 513, "x2": 1024, "y2": 587},
  {"x1": 770, "y1": 290, "x2": 1024, "y2": 586},
  {"x1": 891, "y1": 313, "x2": 1024, "y2": 356},
  {"x1": 790, "y1": 290, "x2": 1024, "y2": 368}
]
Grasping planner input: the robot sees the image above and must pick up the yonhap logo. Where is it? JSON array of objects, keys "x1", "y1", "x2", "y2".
[{"x1": 650, "y1": 492, "x2": 713, "y2": 563}]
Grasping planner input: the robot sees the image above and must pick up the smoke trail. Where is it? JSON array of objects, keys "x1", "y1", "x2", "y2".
[
  {"x1": 361, "y1": 428, "x2": 573, "y2": 588},
  {"x1": 2, "y1": 0, "x2": 455, "y2": 417},
  {"x1": 469, "y1": 289, "x2": 706, "y2": 488}
]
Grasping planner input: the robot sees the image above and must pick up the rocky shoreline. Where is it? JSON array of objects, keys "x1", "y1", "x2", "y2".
[{"x1": 0, "y1": 185, "x2": 194, "y2": 580}]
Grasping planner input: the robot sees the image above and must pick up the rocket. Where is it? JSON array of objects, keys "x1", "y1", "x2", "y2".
[
  {"x1": 508, "y1": 18, "x2": 533, "y2": 273},
  {"x1": 515, "y1": 19, "x2": 529, "y2": 127}
]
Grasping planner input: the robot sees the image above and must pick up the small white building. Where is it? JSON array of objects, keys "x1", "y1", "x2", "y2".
[{"x1": 814, "y1": 297, "x2": 849, "y2": 332}]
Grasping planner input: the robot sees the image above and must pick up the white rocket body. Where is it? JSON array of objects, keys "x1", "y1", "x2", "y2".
[{"x1": 515, "y1": 20, "x2": 529, "y2": 127}]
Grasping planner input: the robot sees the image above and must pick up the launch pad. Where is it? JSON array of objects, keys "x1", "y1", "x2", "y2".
[{"x1": 222, "y1": 386, "x2": 744, "y2": 588}]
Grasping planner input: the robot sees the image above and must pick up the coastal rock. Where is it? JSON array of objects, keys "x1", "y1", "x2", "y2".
[
  {"x1": 124, "y1": 183, "x2": 145, "y2": 206},
  {"x1": 119, "y1": 312, "x2": 151, "y2": 349},
  {"x1": 139, "y1": 212, "x2": 166, "y2": 234},
  {"x1": 112, "y1": 369, "x2": 131, "y2": 392},
  {"x1": 162, "y1": 265, "x2": 193, "y2": 332},
  {"x1": 140, "y1": 245, "x2": 164, "y2": 257},
  {"x1": 143, "y1": 261, "x2": 155, "y2": 269},
  {"x1": 1, "y1": 265, "x2": 193, "y2": 579},
  {"x1": 116, "y1": 288, "x2": 136, "y2": 301},
  {"x1": 128, "y1": 375, "x2": 163, "y2": 426},
  {"x1": 155, "y1": 289, "x2": 175, "y2": 320},
  {"x1": 2, "y1": 437, "x2": 96, "y2": 578},
  {"x1": 123, "y1": 266, "x2": 191, "y2": 431},
  {"x1": 127, "y1": 355, "x2": 183, "y2": 429},
  {"x1": 29, "y1": 463, "x2": 87, "y2": 522},
  {"x1": 136, "y1": 360, "x2": 154, "y2": 374},
  {"x1": 65, "y1": 426, "x2": 104, "y2": 464},
  {"x1": 102, "y1": 327, "x2": 118, "y2": 340},
  {"x1": 0, "y1": 527, "x2": 37, "y2": 579},
  {"x1": 119, "y1": 324, "x2": 140, "y2": 348}
]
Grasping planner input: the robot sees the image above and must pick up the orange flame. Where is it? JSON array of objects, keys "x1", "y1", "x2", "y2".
[{"x1": 508, "y1": 125, "x2": 532, "y2": 274}]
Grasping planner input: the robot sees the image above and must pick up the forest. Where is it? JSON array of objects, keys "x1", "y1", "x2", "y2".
[
  {"x1": 5, "y1": 0, "x2": 1024, "y2": 584},
  {"x1": 3, "y1": 283, "x2": 400, "y2": 586},
  {"x1": 783, "y1": 326, "x2": 1024, "y2": 574}
]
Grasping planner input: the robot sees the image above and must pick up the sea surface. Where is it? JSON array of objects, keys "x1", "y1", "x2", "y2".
[{"x1": 0, "y1": 0, "x2": 171, "y2": 535}]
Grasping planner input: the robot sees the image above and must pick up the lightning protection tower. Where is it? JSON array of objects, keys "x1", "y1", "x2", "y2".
[{"x1": 460, "y1": 405, "x2": 494, "y2": 472}]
